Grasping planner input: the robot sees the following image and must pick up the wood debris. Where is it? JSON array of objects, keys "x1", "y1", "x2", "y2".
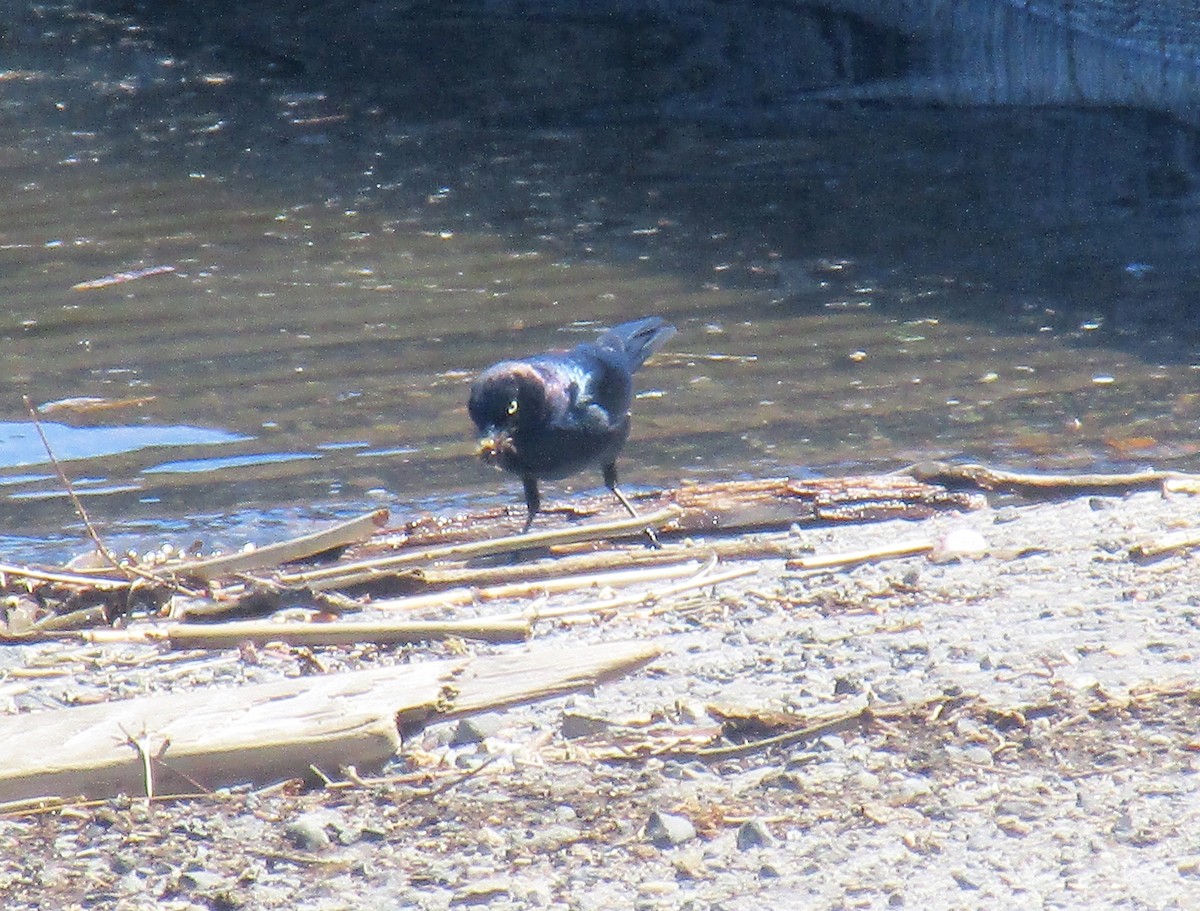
[
  {"x1": 786, "y1": 538, "x2": 932, "y2": 571},
  {"x1": 0, "y1": 639, "x2": 659, "y2": 803},
  {"x1": 906, "y1": 460, "x2": 1200, "y2": 496},
  {"x1": 37, "y1": 396, "x2": 159, "y2": 416},
  {"x1": 378, "y1": 474, "x2": 983, "y2": 550},
  {"x1": 170, "y1": 509, "x2": 390, "y2": 581},
  {"x1": 70, "y1": 264, "x2": 176, "y2": 291},
  {"x1": 1, "y1": 473, "x2": 978, "y2": 641},
  {"x1": 84, "y1": 616, "x2": 532, "y2": 649},
  {"x1": 1129, "y1": 528, "x2": 1200, "y2": 561}
]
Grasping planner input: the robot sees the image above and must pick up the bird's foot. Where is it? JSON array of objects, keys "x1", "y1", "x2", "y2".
[{"x1": 609, "y1": 481, "x2": 662, "y2": 548}]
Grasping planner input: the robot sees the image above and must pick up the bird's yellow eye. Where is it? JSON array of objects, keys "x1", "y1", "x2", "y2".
[{"x1": 506, "y1": 398, "x2": 519, "y2": 416}]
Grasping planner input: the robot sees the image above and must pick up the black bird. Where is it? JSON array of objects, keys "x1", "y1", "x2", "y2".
[{"x1": 468, "y1": 316, "x2": 676, "y2": 538}]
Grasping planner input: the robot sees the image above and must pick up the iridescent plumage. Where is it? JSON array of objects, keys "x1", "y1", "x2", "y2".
[{"x1": 469, "y1": 317, "x2": 676, "y2": 537}]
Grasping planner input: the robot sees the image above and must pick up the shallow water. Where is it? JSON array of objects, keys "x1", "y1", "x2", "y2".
[{"x1": 3, "y1": 4, "x2": 1200, "y2": 563}]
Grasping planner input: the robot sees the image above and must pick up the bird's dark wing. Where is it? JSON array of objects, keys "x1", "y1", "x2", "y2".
[
  {"x1": 566, "y1": 378, "x2": 618, "y2": 433},
  {"x1": 524, "y1": 346, "x2": 629, "y2": 434},
  {"x1": 553, "y1": 346, "x2": 633, "y2": 432}
]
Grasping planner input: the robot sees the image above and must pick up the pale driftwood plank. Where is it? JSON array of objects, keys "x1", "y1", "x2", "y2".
[
  {"x1": 1129, "y1": 528, "x2": 1200, "y2": 560},
  {"x1": 0, "y1": 640, "x2": 659, "y2": 803},
  {"x1": 171, "y1": 508, "x2": 390, "y2": 581}
]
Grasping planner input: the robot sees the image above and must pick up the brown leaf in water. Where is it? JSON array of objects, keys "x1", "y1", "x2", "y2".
[
  {"x1": 1104, "y1": 435, "x2": 1158, "y2": 456},
  {"x1": 38, "y1": 396, "x2": 157, "y2": 415}
]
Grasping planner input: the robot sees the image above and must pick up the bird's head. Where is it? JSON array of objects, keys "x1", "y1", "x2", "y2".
[{"x1": 468, "y1": 362, "x2": 547, "y2": 469}]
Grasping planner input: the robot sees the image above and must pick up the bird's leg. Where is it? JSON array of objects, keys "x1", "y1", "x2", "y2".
[
  {"x1": 603, "y1": 462, "x2": 661, "y2": 548},
  {"x1": 521, "y1": 475, "x2": 541, "y2": 534}
]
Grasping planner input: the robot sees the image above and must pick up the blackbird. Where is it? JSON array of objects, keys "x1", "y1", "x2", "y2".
[{"x1": 468, "y1": 316, "x2": 676, "y2": 538}]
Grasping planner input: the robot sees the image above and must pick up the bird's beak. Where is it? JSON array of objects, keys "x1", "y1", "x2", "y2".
[{"x1": 476, "y1": 429, "x2": 513, "y2": 466}]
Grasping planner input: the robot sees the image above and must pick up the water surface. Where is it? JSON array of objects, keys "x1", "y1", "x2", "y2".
[{"x1": 3, "y1": 4, "x2": 1200, "y2": 563}]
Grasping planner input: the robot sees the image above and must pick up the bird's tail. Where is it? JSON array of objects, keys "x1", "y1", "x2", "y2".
[{"x1": 596, "y1": 317, "x2": 677, "y2": 370}]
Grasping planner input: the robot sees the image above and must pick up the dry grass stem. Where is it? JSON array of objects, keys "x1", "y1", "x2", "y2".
[
  {"x1": 400, "y1": 534, "x2": 793, "y2": 592},
  {"x1": 786, "y1": 538, "x2": 933, "y2": 571},
  {"x1": 497, "y1": 562, "x2": 757, "y2": 623},
  {"x1": 80, "y1": 617, "x2": 531, "y2": 649},
  {"x1": 0, "y1": 563, "x2": 131, "y2": 590},
  {"x1": 277, "y1": 507, "x2": 682, "y2": 591},
  {"x1": 369, "y1": 560, "x2": 705, "y2": 615}
]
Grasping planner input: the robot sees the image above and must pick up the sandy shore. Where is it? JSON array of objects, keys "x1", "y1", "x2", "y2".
[{"x1": 4, "y1": 487, "x2": 1200, "y2": 909}]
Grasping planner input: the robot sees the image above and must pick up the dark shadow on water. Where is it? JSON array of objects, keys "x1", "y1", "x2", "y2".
[{"x1": 72, "y1": 0, "x2": 1200, "y2": 359}]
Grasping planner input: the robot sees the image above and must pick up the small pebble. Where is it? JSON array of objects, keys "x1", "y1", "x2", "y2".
[
  {"x1": 516, "y1": 883, "x2": 552, "y2": 907},
  {"x1": 962, "y1": 745, "x2": 993, "y2": 766},
  {"x1": 525, "y1": 824, "x2": 581, "y2": 853},
  {"x1": 895, "y1": 777, "x2": 933, "y2": 802},
  {"x1": 644, "y1": 811, "x2": 695, "y2": 847},
  {"x1": 561, "y1": 712, "x2": 612, "y2": 739},
  {"x1": 672, "y1": 851, "x2": 705, "y2": 879},
  {"x1": 995, "y1": 816, "x2": 1032, "y2": 837},
  {"x1": 954, "y1": 718, "x2": 982, "y2": 737},
  {"x1": 284, "y1": 813, "x2": 332, "y2": 851},
  {"x1": 451, "y1": 877, "x2": 511, "y2": 905},
  {"x1": 358, "y1": 824, "x2": 388, "y2": 842},
  {"x1": 109, "y1": 853, "x2": 136, "y2": 875},
  {"x1": 852, "y1": 771, "x2": 881, "y2": 790},
  {"x1": 637, "y1": 880, "x2": 680, "y2": 896},
  {"x1": 951, "y1": 869, "x2": 982, "y2": 890},
  {"x1": 833, "y1": 675, "x2": 863, "y2": 696},
  {"x1": 758, "y1": 771, "x2": 803, "y2": 792},
  {"x1": 451, "y1": 714, "x2": 505, "y2": 746},
  {"x1": 993, "y1": 506, "x2": 1020, "y2": 524},
  {"x1": 995, "y1": 800, "x2": 1039, "y2": 819},
  {"x1": 455, "y1": 752, "x2": 490, "y2": 771},
  {"x1": 817, "y1": 734, "x2": 845, "y2": 752},
  {"x1": 661, "y1": 759, "x2": 712, "y2": 781},
  {"x1": 675, "y1": 700, "x2": 712, "y2": 724},
  {"x1": 930, "y1": 527, "x2": 988, "y2": 563},
  {"x1": 736, "y1": 819, "x2": 776, "y2": 850},
  {"x1": 333, "y1": 823, "x2": 364, "y2": 846},
  {"x1": 180, "y1": 869, "x2": 226, "y2": 891}
]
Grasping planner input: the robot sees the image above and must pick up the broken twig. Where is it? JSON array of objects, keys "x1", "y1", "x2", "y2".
[{"x1": 22, "y1": 395, "x2": 127, "y2": 578}]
